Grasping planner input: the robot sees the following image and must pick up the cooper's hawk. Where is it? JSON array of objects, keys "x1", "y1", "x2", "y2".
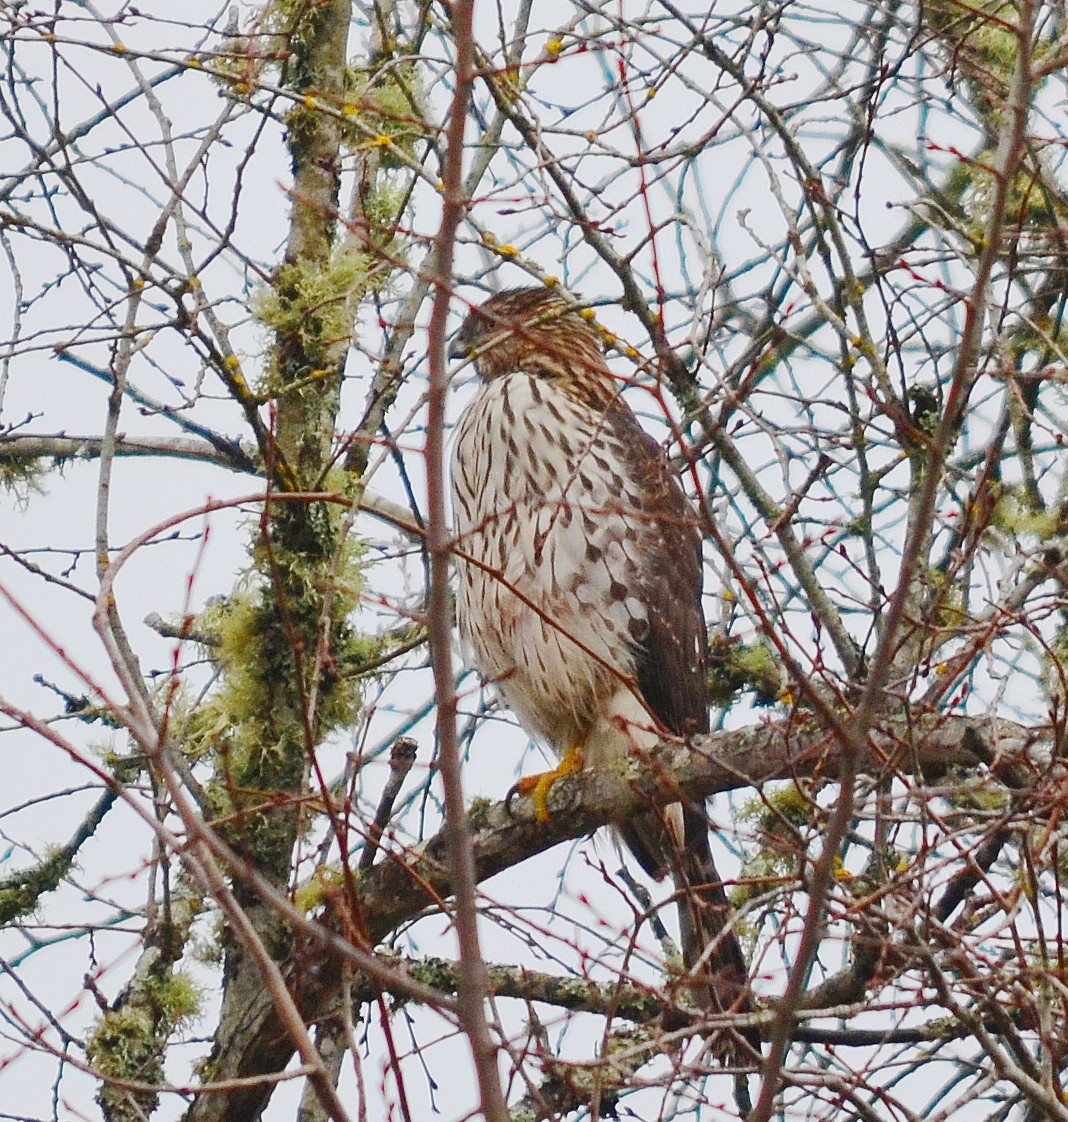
[{"x1": 449, "y1": 287, "x2": 755, "y2": 1053}]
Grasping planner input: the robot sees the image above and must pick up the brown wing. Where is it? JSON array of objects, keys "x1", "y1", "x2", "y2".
[
  {"x1": 605, "y1": 407, "x2": 708, "y2": 739},
  {"x1": 632, "y1": 429, "x2": 709, "y2": 739},
  {"x1": 596, "y1": 403, "x2": 708, "y2": 876},
  {"x1": 608, "y1": 407, "x2": 757, "y2": 1056}
]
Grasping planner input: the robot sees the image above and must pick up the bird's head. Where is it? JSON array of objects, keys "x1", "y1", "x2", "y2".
[{"x1": 449, "y1": 287, "x2": 606, "y2": 382}]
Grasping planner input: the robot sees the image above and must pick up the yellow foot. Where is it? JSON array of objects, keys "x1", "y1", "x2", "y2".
[{"x1": 510, "y1": 749, "x2": 584, "y2": 822}]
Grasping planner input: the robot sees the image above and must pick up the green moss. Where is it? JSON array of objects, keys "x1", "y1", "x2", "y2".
[
  {"x1": 191, "y1": 509, "x2": 369, "y2": 872},
  {"x1": 409, "y1": 955, "x2": 458, "y2": 992},
  {"x1": 707, "y1": 633, "x2": 783, "y2": 708},
  {"x1": 88, "y1": 969, "x2": 202, "y2": 1122},
  {"x1": 0, "y1": 847, "x2": 71, "y2": 924},
  {"x1": 947, "y1": 775, "x2": 1010, "y2": 814},
  {"x1": 342, "y1": 63, "x2": 428, "y2": 166},
  {"x1": 1043, "y1": 619, "x2": 1068, "y2": 709},
  {"x1": 0, "y1": 454, "x2": 48, "y2": 507},
  {"x1": 991, "y1": 487, "x2": 1058, "y2": 540},
  {"x1": 251, "y1": 240, "x2": 375, "y2": 372},
  {"x1": 295, "y1": 864, "x2": 346, "y2": 912},
  {"x1": 466, "y1": 797, "x2": 496, "y2": 831},
  {"x1": 733, "y1": 783, "x2": 813, "y2": 904}
]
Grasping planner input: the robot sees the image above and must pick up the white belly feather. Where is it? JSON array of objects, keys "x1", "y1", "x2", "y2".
[{"x1": 451, "y1": 373, "x2": 655, "y2": 762}]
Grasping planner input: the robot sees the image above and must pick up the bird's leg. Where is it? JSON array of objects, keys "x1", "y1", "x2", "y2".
[{"x1": 510, "y1": 747, "x2": 584, "y2": 822}]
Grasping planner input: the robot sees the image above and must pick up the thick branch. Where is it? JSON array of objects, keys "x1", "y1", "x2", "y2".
[
  {"x1": 190, "y1": 710, "x2": 1047, "y2": 1120},
  {"x1": 358, "y1": 712, "x2": 1044, "y2": 943}
]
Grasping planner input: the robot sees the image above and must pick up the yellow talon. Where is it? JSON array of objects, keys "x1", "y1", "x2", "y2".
[{"x1": 513, "y1": 749, "x2": 584, "y2": 822}]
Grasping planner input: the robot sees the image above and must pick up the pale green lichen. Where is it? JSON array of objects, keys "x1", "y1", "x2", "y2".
[
  {"x1": 732, "y1": 783, "x2": 814, "y2": 905},
  {"x1": 343, "y1": 62, "x2": 428, "y2": 167},
  {"x1": 962, "y1": 153, "x2": 1058, "y2": 245},
  {"x1": 194, "y1": 524, "x2": 366, "y2": 738},
  {"x1": 191, "y1": 514, "x2": 369, "y2": 870},
  {"x1": 707, "y1": 633, "x2": 783, "y2": 708},
  {"x1": 294, "y1": 864, "x2": 346, "y2": 913},
  {"x1": 925, "y1": 1, "x2": 1022, "y2": 100},
  {"x1": 409, "y1": 955, "x2": 457, "y2": 992},
  {"x1": 730, "y1": 849, "x2": 787, "y2": 909},
  {"x1": 88, "y1": 969, "x2": 202, "y2": 1122},
  {"x1": 991, "y1": 486, "x2": 1058, "y2": 541},
  {"x1": 0, "y1": 846, "x2": 71, "y2": 924},
  {"x1": 251, "y1": 240, "x2": 376, "y2": 371},
  {"x1": 1043, "y1": 620, "x2": 1068, "y2": 710},
  {"x1": 946, "y1": 773, "x2": 1010, "y2": 814},
  {"x1": 196, "y1": 0, "x2": 422, "y2": 889},
  {"x1": 0, "y1": 454, "x2": 48, "y2": 508},
  {"x1": 466, "y1": 797, "x2": 496, "y2": 831}
]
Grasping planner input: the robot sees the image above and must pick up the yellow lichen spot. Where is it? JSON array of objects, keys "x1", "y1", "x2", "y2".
[
  {"x1": 545, "y1": 39, "x2": 565, "y2": 57},
  {"x1": 224, "y1": 355, "x2": 241, "y2": 370},
  {"x1": 483, "y1": 233, "x2": 498, "y2": 246},
  {"x1": 342, "y1": 104, "x2": 358, "y2": 116},
  {"x1": 722, "y1": 589, "x2": 735, "y2": 602},
  {"x1": 647, "y1": 87, "x2": 657, "y2": 99},
  {"x1": 131, "y1": 278, "x2": 145, "y2": 291},
  {"x1": 497, "y1": 245, "x2": 518, "y2": 258},
  {"x1": 625, "y1": 347, "x2": 640, "y2": 360},
  {"x1": 834, "y1": 859, "x2": 854, "y2": 883},
  {"x1": 580, "y1": 308, "x2": 597, "y2": 322},
  {"x1": 189, "y1": 276, "x2": 202, "y2": 289},
  {"x1": 304, "y1": 94, "x2": 318, "y2": 109},
  {"x1": 187, "y1": 57, "x2": 201, "y2": 69},
  {"x1": 780, "y1": 689, "x2": 794, "y2": 707},
  {"x1": 434, "y1": 181, "x2": 445, "y2": 192},
  {"x1": 374, "y1": 135, "x2": 393, "y2": 147},
  {"x1": 112, "y1": 43, "x2": 127, "y2": 54},
  {"x1": 586, "y1": 131, "x2": 597, "y2": 142},
  {"x1": 935, "y1": 662, "x2": 949, "y2": 676},
  {"x1": 602, "y1": 331, "x2": 617, "y2": 346},
  {"x1": 542, "y1": 275, "x2": 559, "y2": 287}
]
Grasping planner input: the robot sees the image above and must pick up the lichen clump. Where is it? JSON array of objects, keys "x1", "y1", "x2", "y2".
[
  {"x1": 251, "y1": 240, "x2": 376, "y2": 370},
  {"x1": 87, "y1": 969, "x2": 202, "y2": 1121}
]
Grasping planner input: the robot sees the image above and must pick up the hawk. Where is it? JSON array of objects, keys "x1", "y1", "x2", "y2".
[{"x1": 449, "y1": 287, "x2": 754, "y2": 1052}]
